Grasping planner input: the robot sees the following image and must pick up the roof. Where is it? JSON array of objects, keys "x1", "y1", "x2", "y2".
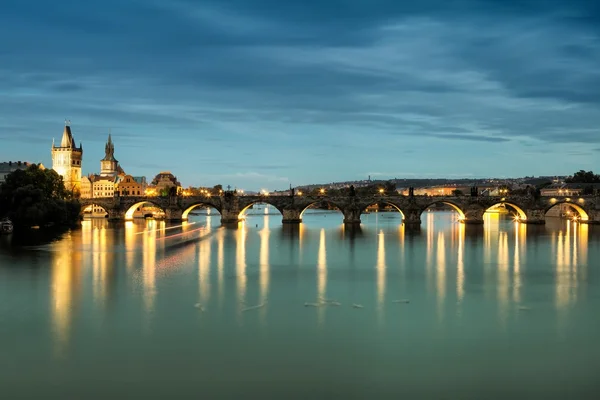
[
  {"x1": 101, "y1": 134, "x2": 118, "y2": 162},
  {"x1": 54, "y1": 124, "x2": 82, "y2": 150}
]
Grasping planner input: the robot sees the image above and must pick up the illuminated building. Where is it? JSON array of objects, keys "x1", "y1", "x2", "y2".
[
  {"x1": 100, "y1": 134, "x2": 122, "y2": 178},
  {"x1": 115, "y1": 175, "x2": 147, "y2": 196},
  {"x1": 51, "y1": 121, "x2": 83, "y2": 193},
  {"x1": 150, "y1": 171, "x2": 181, "y2": 196}
]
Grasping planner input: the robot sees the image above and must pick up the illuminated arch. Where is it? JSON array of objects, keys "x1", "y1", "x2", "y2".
[
  {"x1": 299, "y1": 200, "x2": 344, "y2": 218},
  {"x1": 485, "y1": 202, "x2": 527, "y2": 221},
  {"x1": 359, "y1": 201, "x2": 405, "y2": 218},
  {"x1": 124, "y1": 201, "x2": 166, "y2": 220},
  {"x1": 182, "y1": 203, "x2": 222, "y2": 220},
  {"x1": 80, "y1": 203, "x2": 108, "y2": 215},
  {"x1": 545, "y1": 201, "x2": 589, "y2": 222},
  {"x1": 238, "y1": 201, "x2": 284, "y2": 218},
  {"x1": 421, "y1": 201, "x2": 466, "y2": 220}
]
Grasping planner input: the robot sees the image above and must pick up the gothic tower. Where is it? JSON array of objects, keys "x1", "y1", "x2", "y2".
[
  {"x1": 51, "y1": 121, "x2": 83, "y2": 193},
  {"x1": 100, "y1": 134, "x2": 119, "y2": 177}
]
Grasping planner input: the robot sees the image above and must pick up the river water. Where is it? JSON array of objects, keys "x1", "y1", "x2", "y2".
[{"x1": 1, "y1": 209, "x2": 599, "y2": 399}]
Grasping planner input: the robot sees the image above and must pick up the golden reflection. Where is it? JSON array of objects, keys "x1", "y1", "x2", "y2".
[
  {"x1": 198, "y1": 220, "x2": 212, "y2": 308},
  {"x1": 80, "y1": 219, "x2": 92, "y2": 246},
  {"x1": 217, "y1": 228, "x2": 225, "y2": 309},
  {"x1": 317, "y1": 228, "x2": 327, "y2": 325},
  {"x1": 142, "y1": 226, "x2": 157, "y2": 313},
  {"x1": 456, "y1": 223, "x2": 465, "y2": 303},
  {"x1": 259, "y1": 215, "x2": 271, "y2": 322},
  {"x1": 497, "y1": 232, "x2": 509, "y2": 324},
  {"x1": 482, "y1": 214, "x2": 495, "y2": 299},
  {"x1": 398, "y1": 222, "x2": 405, "y2": 258},
  {"x1": 236, "y1": 224, "x2": 247, "y2": 313},
  {"x1": 124, "y1": 221, "x2": 136, "y2": 269},
  {"x1": 436, "y1": 231, "x2": 446, "y2": 321},
  {"x1": 483, "y1": 213, "x2": 496, "y2": 266},
  {"x1": 579, "y1": 224, "x2": 588, "y2": 280},
  {"x1": 555, "y1": 223, "x2": 578, "y2": 310},
  {"x1": 426, "y1": 212, "x2": 434, "y2": 292},
  {"x1": 157, "y1": 220, "x2": 167, "y2": 238},
  {"x1": 376, "y1": 230, "x2": 386, "y2": 318},
  {"x1": 92, "y1": 226, "x2": 108, "y2": 306},
  {"x1": 298, "y1": 223, "x2": 305, "y2": 264},
  {"x1": 512, "y1": 223, "x2": 525, "y2": 304},
  {"x1": 51, "y1": 237, "x2": 82, "y2": 357}
]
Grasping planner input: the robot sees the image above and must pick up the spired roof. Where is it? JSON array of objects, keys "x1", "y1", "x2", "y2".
[
  {"x1": 55, "y1": 122, "x2": 82, "y2": 150},
  {"x1": 60, "y1": 125, "x2": 74, "y2": 148},
  {"x1": 101, "y1": 133, "x2": 118, "y2": 162}
]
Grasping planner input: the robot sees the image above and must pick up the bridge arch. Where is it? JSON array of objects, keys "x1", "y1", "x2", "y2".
[
  {"x1": 182, "y1": 203, "x2": 222, "y2": 220},
  {"x1": 124, "y1": 201, "x2": 166, "y2": 220},
  {"x1": 358, "y1": 201, "x2": 405, "y2": 218},
  {"x1": 484, "y1": 202, "x2": 527, "y2": 221},
  {"x1": 545, "y1": 201, "x2": 589, "y2": 222},
  {"x1": 81, "y1": 203, "x2": 109, "y2": 217},
  {"x1": 420, "y1": 200, "x2": 466, "y2": 220},
  {"x1": 299, "y1": 200, "x2": 345, "y2": 218},
  {"x1": 238, "y1": 200, "x2": 284, "y2": 218}
]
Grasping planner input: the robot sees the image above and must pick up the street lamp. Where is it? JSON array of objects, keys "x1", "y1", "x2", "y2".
[
  {"x1": 320, "y1": 188, "x2": 325, "y2": 195},
  {"x1": 379, "y1": 188, "x2": 384, "y2": 194},
  {"x1": 297, "y1": 191, "x2": 303, "y2": 196}
]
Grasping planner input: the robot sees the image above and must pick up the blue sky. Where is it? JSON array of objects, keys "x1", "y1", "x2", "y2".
[{"x1": 1, "y1": 0, "x2": 599, "y2": 191}]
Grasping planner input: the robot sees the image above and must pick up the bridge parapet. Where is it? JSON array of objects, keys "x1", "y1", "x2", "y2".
[{"x1": 77, "y1": 193, "x2": 600, "y2": 225}]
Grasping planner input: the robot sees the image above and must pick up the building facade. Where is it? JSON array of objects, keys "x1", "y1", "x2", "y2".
[
  {"x1": 115, "y1": 175, "x2": 147, "y2": 196},
  {"x1": 100, "y1": 134, "x2": 121, "y2": 177},
  {"x1": 51, "y1": 122, "x2": 83, "y2": 193},
  {"x1": 0, "y1": 161, "x2": 44, "y2": 185},
  {"x1": 149, "y1": 171, "x2": 181, "y2": 196}
]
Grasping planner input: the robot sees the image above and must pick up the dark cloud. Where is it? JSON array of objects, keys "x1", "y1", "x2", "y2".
[
  {"x1": 1, "y1": 0, "x2": 600, "y2": 186},
  {"x1": 426, "y1": 133, "x2": 510, "y2": 143},
  {"x1": 49, "y1": 82, "x2": 86, "y2": 93}
]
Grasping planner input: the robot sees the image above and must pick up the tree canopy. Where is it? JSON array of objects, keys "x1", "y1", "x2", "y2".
[
  {"x1": 566, "y1": 170, "x2": 600, "y2": 184},
  {"x1": 0, "y1": 164, "x2": 80, "y2": 228}
]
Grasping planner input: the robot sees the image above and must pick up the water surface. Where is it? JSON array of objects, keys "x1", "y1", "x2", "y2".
[{"x1": 1, "y1": 209, "x2": 599, "y2": 399}]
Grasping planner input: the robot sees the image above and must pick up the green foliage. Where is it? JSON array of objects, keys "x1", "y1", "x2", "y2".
[
  {"x1": 566, "y1": 170, "x2": 600, "y2": 183},
  {"x1": 452, "y1": 189, "x2": 464, "y2": 196},
  {"x1": 0, "y1": 164, "x2": 80, "y2": 228},
  {"x1": 583, "y1": 186, "x2": 595, "y2": 195}
]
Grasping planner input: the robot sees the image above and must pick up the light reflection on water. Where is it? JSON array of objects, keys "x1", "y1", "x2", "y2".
[{"x1": 1, "y1": 209, "x2": 600, "y2": 398}]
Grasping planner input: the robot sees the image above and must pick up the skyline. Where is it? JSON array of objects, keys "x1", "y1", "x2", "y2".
[{"x1": 1, "y1": 0, "x2": 600, "y2": 190}]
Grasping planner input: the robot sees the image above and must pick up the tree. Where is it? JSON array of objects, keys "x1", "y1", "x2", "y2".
[
  {"x1": 0, "y1": 164, "x2": 80, "y2": 229},
  {"x1": 566, "y1": 170, "x2": 600, "y2": 183},
  {"x1": 583, "y1": 186, "x2": 594, "y2": 195},
  {"x1": 211, "y1": 184, "x2": 223, "y2": 195},
  {"x1": 384, "y1": 180, "x2": 396, "y2": 193},
  {"x1": 452, "y1": 189, "x2": 464, "y2": 197}
]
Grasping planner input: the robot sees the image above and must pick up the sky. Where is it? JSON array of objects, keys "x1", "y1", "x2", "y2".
[{"x1": 1, "y1": 0, "x2": 600, "y2": 191}]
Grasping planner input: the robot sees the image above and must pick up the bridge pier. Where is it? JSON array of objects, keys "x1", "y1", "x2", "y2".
[
  {"x1": 165, "y1": 208, "x2": 183, "y2": 222},
  {"x1": 342, "y1": 208, "x2": 361, "y2": 225},
  {"x1": 403, "y1": 208, "x2": 422, "y2": 226},
  {"x1": 282, "y1": 208, "x2": 302, "y2": 224},
  {"x1": 462, "y1": 207, "x2": 484, "y2": 225},
  {"x1": 220, "y1": 208, "x2": 240, "y2": 225},
  {"x1": 523, "y1": 209, "x2": 545, "y2": 224},
  {"x1": 107, "y1": 209, "x2": 125, "y2": 222}
]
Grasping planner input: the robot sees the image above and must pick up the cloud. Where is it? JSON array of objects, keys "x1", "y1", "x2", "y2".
[{"x1": 2, "y1": 0, "x2": 600, "y2": 186}]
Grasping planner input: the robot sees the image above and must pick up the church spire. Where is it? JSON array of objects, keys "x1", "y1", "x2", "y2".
[
  {"x1": 102, "y1": 132, "x2": 117, "y2": 162},
  {"x1": 60, "y1": 123, "x2": 74, "y2": 148}
]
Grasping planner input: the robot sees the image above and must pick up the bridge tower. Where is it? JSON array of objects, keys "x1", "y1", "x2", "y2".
[{"x1": 51, "y1": 120, "x2": 83, "y2": 193}]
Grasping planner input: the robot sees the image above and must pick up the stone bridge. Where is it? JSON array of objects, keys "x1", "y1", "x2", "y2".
[{"x1": 79, "y1": 192, "x2": 600, "y2": 226}]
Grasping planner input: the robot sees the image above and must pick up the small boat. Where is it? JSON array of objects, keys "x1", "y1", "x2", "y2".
[{"x1": 0, "y1": 218, "x2": 14, "y2": 234}]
